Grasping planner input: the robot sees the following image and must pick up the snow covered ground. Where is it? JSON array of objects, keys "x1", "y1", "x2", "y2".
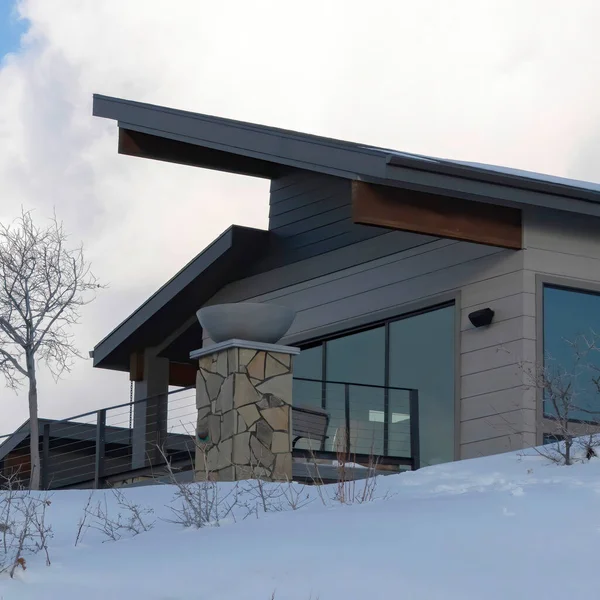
[{"x1": 1, "y1": 446, "x2": 600, "y2": 599}]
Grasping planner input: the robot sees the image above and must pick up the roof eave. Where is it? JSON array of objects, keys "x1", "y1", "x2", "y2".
[
  {"x1": 92, "y1": 225, "x2": 270, "y2": 371},
  {"x1": 92, "y1": 94, "x2": 389, "y2": 181}
]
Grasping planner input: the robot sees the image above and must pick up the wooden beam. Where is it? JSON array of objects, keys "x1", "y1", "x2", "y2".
[
  {"x1": 118, "y1": 128, "x2": 279, "y2": 179},
  {"x1": 169, "y1": 362, "x2": 198, "y2": 387},
  {"x1": 129, "y1": 352, "x2": 144, "y2": 382},
  {"x1": 352, "y1": 181, "x2": 522, "y2": 250}
]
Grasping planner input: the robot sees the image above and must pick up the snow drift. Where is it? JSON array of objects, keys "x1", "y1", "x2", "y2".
[{"x1": 1, "y1": 446, "x2": 599, "y2": 599}]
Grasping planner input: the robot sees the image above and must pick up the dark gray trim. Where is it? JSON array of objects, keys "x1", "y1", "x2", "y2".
[
  {"x1": 384, "y1": 154, "x2": 600, "y2": 206},
  {"x1": 93, "y1": 225, "x2": 270, "y2": 370},
  {"x1": 535, "y1": 273, "x2": 600, "y2": 444},
  {"x1": 453, "y1": 291, "x2": 462, "y2": 461},
  {"x1": 0, "y1": 430, "x2": 29, "y2": 460},
  {"x1": 535, "y1": 273, "x2": 544, "y2": 445}
]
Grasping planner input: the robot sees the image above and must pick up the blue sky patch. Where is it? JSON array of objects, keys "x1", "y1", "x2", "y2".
[{"x1": 0, "y1": 1, "x2": 28, "y2": 60}]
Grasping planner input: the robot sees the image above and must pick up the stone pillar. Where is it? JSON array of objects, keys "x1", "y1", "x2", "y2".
[
  {"x1": 132, "y1": 351, "x2": 169, "y2": 469},
  {"x1": 191, "y1": 340, "x2": 299, "y2": 482}
]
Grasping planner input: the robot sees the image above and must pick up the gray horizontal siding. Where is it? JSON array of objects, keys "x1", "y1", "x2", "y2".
[
  {"x1": 210, "y1": 230, "x2": 437, "y2": 307},
  {"x1": 250, "y1": 170, "x2": 388, "y2": 272}
]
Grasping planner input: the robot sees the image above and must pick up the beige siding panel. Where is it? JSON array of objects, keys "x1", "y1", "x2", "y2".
[
  {"x1": 461, "y1": 339, "x2": 536, "y2": 376},
  {"x1": 461, "y1": 409, "x2": 537, "y2": 445},
  {"x1": 525, "y1": 248, "x2": 600, "y2": 282},
  {"x1": 461, "y1": 270, "x2": 525, "y2": 309},
  {"x1": 461, "y1": 364, "x2": 524, "y2": 399},
  {"x1": 461, "y1": 316, "x2": 535, "y2": 354},
  {"x1": 461, "y1": 386, "x2": 536, "y2": 421},
  {"x1": 524, "y1": 208, "x2": 600, "y2": 258},
  {"x1": 461, "y1": 432, "x2": 537, "y2": 460}
]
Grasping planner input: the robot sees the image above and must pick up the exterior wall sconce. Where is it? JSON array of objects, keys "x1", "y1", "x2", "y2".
[{"x1": 468, "y1": 308, "x2": 495, "y2": 328}]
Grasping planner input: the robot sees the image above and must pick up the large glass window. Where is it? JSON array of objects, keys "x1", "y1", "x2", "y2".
[
  {"x1": 543, "y1": 285, "x2": 600, "y2": 421},
  {"x1": 389, "y1": 306, "x2": 455, "y2": 466},
  {"x1": 292, "y1": 304, "x2": 456, "y2": 466}
]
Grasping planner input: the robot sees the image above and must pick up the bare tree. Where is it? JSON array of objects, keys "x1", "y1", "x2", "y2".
[
  {"x1": 520, "y1": 333, "x2": 600, "y2": 465},
  {"x1": 0, "y1": 208, "x2": 102, "y2": 489}
]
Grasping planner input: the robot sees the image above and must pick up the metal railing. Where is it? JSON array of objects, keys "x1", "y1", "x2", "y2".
[
  {"x1": 292, "y1": 378, "x2": 420, "y2": 470},
  {"x1": 0, "y1": 387, "x2": 197, "y2": 490},
  {"x1": 0, "y1": 377, "x2": 420, "y2": 489}
]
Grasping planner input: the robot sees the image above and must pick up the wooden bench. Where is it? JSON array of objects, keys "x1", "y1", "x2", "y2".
[{"x1": 291, "y1": 404, "x2": 329, "y2": 449}]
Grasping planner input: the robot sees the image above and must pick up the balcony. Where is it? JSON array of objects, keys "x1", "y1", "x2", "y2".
[{"x1": 0, "y1": 379, "x2": 419, "y2": 489}]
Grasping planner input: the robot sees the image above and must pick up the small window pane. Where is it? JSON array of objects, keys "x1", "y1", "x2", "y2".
[
  {"x1": 293, "y1": 345, "x2": 323, "y2": 409},
  {"x1": 293, "y1": 345, "x2": 324, "y2": 451},
  {"x1": 326, "y1": 327, "x2": 385, "y2": 454},
  {"x1": 326, "y1": 327, "x2": 385, "y2": 386},
  {"x1": 543, "y1": 286, "x2": 600, "y2": 421}
]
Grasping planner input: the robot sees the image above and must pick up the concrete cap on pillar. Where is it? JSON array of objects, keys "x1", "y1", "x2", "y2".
[{"x1": 190, "y1": 338, "x2": 300, "y2": 360}]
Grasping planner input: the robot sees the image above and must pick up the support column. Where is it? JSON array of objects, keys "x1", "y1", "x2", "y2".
[
  {"x1": 191, "y1": 339, "x2": 299, "y2": 482},
  {"x1": 132, "y1": 350, "x2": 169, "y2": 469}
]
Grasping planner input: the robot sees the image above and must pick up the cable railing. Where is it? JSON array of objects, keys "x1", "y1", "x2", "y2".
[
  {"x1": 292, "y1": 378, "x2": 420, "y2": 471},
  {"x1": 0, "y1": 378, "x2": 420, "y2": 489},
  {"x1": 0, "y1": 387, "x2": 197, "y2": 490}
]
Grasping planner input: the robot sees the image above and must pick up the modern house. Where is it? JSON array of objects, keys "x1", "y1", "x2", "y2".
[{"x1": 5, "y1": 93, "x2": 600, "y2": 488}]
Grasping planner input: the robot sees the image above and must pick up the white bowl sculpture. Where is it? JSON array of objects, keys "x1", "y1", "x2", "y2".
[{"x1": 197, "y1": 302, "x2": 296, "y2": 344}]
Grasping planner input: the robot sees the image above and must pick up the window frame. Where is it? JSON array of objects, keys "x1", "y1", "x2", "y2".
[
  {"x1": 292, "y1": 297, "x2": 460, "y2": 461},
  {"x1": 536, "y1": 274, "x2": 600, "y2": 443}
]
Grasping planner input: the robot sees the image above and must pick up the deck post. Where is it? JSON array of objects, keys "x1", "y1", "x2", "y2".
[
  {"x1": 409, "y1": 389, "x2": 420, "y2": 470},
  {"x1": 131, "y1": 350, "x2": 169, "y2": 469},
  {"x1": 41, "y1": 423, "x2": 51, "y2": 489},
  {"x1": 94, "y1": 409, "x2": 106, "y2": 489}
]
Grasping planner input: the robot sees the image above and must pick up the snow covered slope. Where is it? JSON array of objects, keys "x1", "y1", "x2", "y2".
[{"x1": 1, "y1": 448, "x2": 599, "y2": 600}]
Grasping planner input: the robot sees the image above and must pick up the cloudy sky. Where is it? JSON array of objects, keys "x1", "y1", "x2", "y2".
[{"x1": 1, "y1": 0, "x2": 600, "y2": 432}]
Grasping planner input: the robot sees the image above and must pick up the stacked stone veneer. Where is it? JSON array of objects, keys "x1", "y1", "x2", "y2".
[{"x1": 194, "y1": 342, "x2": 297, "y2": 482}]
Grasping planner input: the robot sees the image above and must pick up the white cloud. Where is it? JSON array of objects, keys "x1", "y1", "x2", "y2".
[{"x1": 1, "y1": 0, "x2": 600, "y2": 430}]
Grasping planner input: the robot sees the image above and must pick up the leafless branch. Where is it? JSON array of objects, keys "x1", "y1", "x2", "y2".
[
  {"x1": 74, "y1": 492, "x2": 94, "y2": 547},
  {"x1": 0, "y1": 479, "x2": 53, "y2": 577},
  {"x1": 83, "y1": 489, "x2": 155, "y2": 543},
  {"x1": 0, "y1": 207, "x2": 104, "y2": 489}
]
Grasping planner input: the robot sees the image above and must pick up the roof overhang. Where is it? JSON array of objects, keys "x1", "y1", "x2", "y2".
[
  {"x1": 93, "y1": 94, "x2": 387, "y2": 180},
  {"x1": 93, "y1": 93, "x2": 600, "y2": 217},
  {"x1": 92, "y1": 225, "x2": 270, "y2": 372}
]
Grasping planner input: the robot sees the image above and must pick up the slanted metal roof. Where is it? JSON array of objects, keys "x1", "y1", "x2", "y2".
[{"x1": 94, "y1": 93, "x2": 600, "y2": 215}]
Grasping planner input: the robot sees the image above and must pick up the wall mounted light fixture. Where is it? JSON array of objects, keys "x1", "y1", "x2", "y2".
[{"x1": 468, "y1": 308, "x2": 495, "y2": 328}]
